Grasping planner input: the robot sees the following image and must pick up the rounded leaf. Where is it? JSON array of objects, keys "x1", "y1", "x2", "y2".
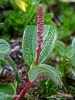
[
  {"x1": 28, "y1": 64, "x2": 62, "y2": 87},
  {"x1": 0, "y1": 39, "x2": 10, "y2": 55},
  {"x1": 0, "y1": 84, "x2": 16, "y2": 100},
  {"x1": 65, "y1": 46, "x2": 74, "y2": 58},
  {"x1": 57, "y1": 41, "x2": 65, "y2": 57}
]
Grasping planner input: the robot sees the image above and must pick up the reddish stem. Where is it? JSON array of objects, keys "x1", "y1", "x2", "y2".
[
  {"x1": 14, "y1": 4, "x2": 44, "y2": 100},
  {"x1": 14, "y1": 78, "x2": 33, "y2": 100},
  {"x1": 14, "y1": 75, "x2": 48, "y2": 100}
]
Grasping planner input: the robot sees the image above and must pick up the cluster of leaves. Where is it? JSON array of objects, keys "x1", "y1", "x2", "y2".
[
  {"x1": 38, "y1": 79, "x2": 58, "y2": 99},
  {"x1": 39, "y1": 2, "x2": 75, "y2": 41},
  {"x1": 0, "y1": 39, "x2": 21, "y2": 100},
  {"x1": 0, "y1": 0, "x2": 57, "y2": 40},
  {"x1": 55, "y1": 39, "x2": 75, "y2": 76},
  {"x1": 0, "y1": 0, "x2": 40, "y2": 40},
  {"x1": 54, "y1": 39, "x2": 75, "y2": 96},
  {"x1": 1, "y1": 1, "x2": 75, "y2": 42},
  {"x1": 36, "y1": 38, "x2": 75, "y2": 100},
  {"x1": 56, "y1": 2, "x2": 75, "y2": 40}
]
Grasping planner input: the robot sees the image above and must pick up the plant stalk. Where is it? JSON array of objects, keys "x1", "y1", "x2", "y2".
[
  {"x1": 14, "y1": 77, "x2": 33, "y2": 100},
  {"x1": 14, "y1": 4, "x2": 44, "y2": 100},
  {"x1": 14, "y1": 75, "x2": 48, "y2": 100}
]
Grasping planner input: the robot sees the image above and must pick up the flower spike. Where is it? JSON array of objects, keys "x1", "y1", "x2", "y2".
[{"x1": 35, "y1": 4, "x2": 44, "y2": 66}]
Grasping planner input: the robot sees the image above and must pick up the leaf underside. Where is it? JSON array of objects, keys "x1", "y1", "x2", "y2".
[{"x1": 28, "y1": 64, "x2": 62, "y2": 87}]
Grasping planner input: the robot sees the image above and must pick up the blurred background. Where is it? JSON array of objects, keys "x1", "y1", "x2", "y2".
[{"x1": 0, "y1": 0, "x2": 75, "y2": 43}]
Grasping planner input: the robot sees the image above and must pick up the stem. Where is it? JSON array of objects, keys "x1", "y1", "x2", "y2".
[
  {"x1": 14, "y1": 75, "x2": 48, "y2": 100},
  {"x1": 14, "y1": 4, "x2": 44, "y2": 100},
  {"x1": 14, "y1": 77, "x2": 33, "y2": 100}
]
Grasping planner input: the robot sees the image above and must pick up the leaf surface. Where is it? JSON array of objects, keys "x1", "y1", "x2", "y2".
[
  {"x1": 0, "y1": 58, "x2": 8, "y2": 67},
  {"x1": 0, "y1": 39, "x2": 10, "y2": 55},
  {"x1": 39, "y1": 25, "x2": 57, "y2": 64},
  {"x1": 22, "y1": 25, "x2": 37, "y2": 66},
  {"x1": 65, "y1": 46, "x2": 74, "y2": 58},
  {"x1": 28, "y1": 64, "x2": 62, "y2": 87},
  {"x1": 0, "y1": 84, "x2": 16, "y2": 100},
  {"x1": 22, "y1": 25, "x2": 57, "y2": 66},
  {"x1": 56, "y1": 41, "x2": 65, "y2": 57}
]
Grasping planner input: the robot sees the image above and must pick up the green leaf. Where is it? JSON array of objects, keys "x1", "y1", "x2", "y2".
[
  {"x1": 22, "y1": 25, "x2": 37, "y2": 66},
  {"x1": 68, "y1": 86, "x2": 75, "y2": 96},
  {"x1": 22, "y1": 25, "x2": 57, "y2": 66},
  {"x1": 71, "y1": 38, "x2": 75, "y2": 65},
  {"x1": 1, "y1": 33, "x2": 10, "y2": 41},
  {"x1": 44, "y1": 13, "x2": 53, "y2": 23},
  {"x1": 0, "y1": 39, "x2": 10, "y2": 55},
  {"x1": 0, "y1": 58, "x2": 8, "y2": 67},
  {"x1": 28, "y1": 64, "x2": 62, "y2": 87},
  {"x1": 39, "y1": 25, "x2": 57, "y2": 64},
  {"x1": 65, "y1": 46, "x2": 74, "y2": 58},
  {"x1": 57, "y1": 41, "x2": 65, "y2": 57},
  {"x1": 72, "y1": 38, "x2": 75, "y2": 50},
  {"x1": 38, "y1": 79, "x2": 58, "y2": 98},
  {"x1": 5, "y1": 56, "x2": 21, "y2": 83},
  {"x1": 71, "y1": 54, "x2": 75, "y2": 65},
  {"x1": 0, "y1": 84, "x2": 16, "y2": 100}
]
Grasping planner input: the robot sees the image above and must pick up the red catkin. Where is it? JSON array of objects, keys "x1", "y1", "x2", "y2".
[{"x1": 35, "y1": 4, "x2": 44, "y2": 66}]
